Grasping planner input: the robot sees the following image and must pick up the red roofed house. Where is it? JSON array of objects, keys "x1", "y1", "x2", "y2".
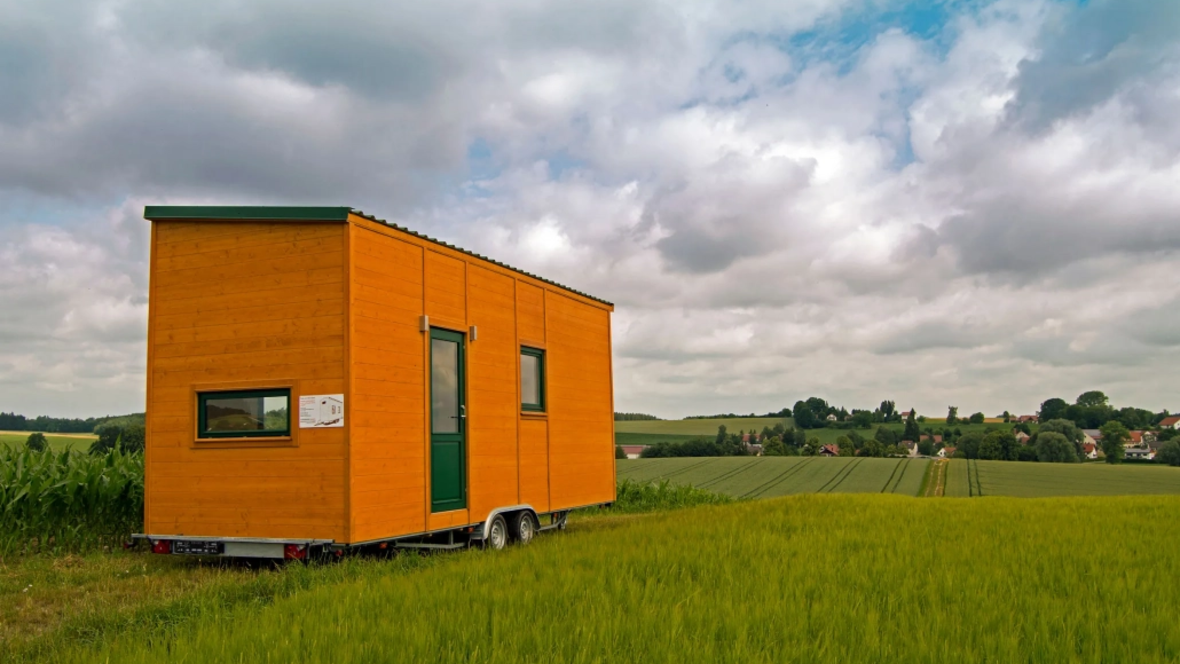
[
  {"x1": 1160, "y1": 416, "x2": 1180, "y2": 430},
  {"x1": 1018, "y1": 415, "x2": 1039, "y2": 423},
  {"x1": 1083, "y1": 442, "x2": 1098, "y2": 460},
  {"x1": 621, "y1": 445, "x2": 646, "y2": 459},
  {"x1": 820, "y1": 444, "x2": 840, "y2": 457},
  {"x1": 938, "y1": 446, "x2": 957, "y2": 458},
  {"x1": 1129, "y1": 431, "x2": 1144, "y2": 445}
]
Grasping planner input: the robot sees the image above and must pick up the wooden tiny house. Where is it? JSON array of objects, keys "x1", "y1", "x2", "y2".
[{"x1": 140, "y1": 206, "x2": 615, "y2": 557}]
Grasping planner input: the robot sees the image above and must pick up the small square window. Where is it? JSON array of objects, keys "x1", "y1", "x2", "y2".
[
  {"x1": 521, "y1": 347, "x2": 545, "y2": 412},
  {"x1": 198, "y1": 389, "x2": 291, "y2": 438}
]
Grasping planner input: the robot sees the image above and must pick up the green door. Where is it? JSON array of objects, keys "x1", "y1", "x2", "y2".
[{"x1": 430, "y1": 328, "x2": 467, "y2": 512}]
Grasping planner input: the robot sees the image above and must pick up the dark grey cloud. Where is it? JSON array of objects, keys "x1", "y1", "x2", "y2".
[{"x1": 1007, "y1": 0, "x2": 1180, "y2": 131}]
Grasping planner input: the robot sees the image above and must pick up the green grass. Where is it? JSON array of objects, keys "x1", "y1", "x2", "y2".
[
  {"x1": 0, "y1": 433, "x2": 94, "y2": 453},
  {"x1": 40, "y1": 495, "x2": 1180, "y2": 663},
  {"x1": 614, "y1": 432, "x2": 702, "y2": 446},
  {"x1": 617, "y1": 457, "x2": 930, "y2": 498},
  {"x1": 945, "y1": 459, "x2": 1180, "y2": 497},
  {"x1": 614, "y1": 417, "x2": 792, "y2": 437}
]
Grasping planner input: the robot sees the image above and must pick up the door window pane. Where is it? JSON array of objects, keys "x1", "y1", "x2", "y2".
[{"x1": 432, "y1": 338, "x2": 460, "y2": 434}]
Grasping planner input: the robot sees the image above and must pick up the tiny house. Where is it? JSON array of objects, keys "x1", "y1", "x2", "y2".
[{"x1": 138, "y1": 206, "x2": 615, "y2": 558}]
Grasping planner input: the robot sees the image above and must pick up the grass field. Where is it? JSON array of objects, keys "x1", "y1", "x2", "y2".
[
  {"x1": 945, "y1": 459, "x2": 1180, "y2": 497},
  {"x1": 618, "y1": 457, "x2": 929, "y2": 498},
  {"x1": 614, "y1": 432, "x2": 703, "y2": 446},
  {"x1": 0, "y1": 432, "x2": 94, "y2": 452},
  {"x1": 614, "y1": 417, "x2": 792, "y2": 437},
  {"x1": 26, "y1": 495, "x2": 1180, "y2": 663}
]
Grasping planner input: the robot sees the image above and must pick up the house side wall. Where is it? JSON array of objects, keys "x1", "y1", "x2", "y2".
[
  {"x1": 346, "y1": 215, "x2": 614, "y2": 541},
  {"x1": 545, "y1": 291, "x2": 616, "y2": 510},
  {"x1": 348, "y1": 227, "x2": 428, "y2": 543},
  {"x1": 145, "y1": 221, "x2": 348, "y2": 541}
]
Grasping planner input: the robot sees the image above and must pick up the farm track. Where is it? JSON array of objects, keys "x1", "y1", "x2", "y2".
[
  {"x1": 881, "y1": 458, "x2": 905, "y2": 493},
  {"x1": 740, "y1": 458, "x2": 815, "y2": 499},
  {"x1": 695, "y1": 459, "x2": 762, "y2": 490},
  {"x1": 817, "y1": 458, "x2": 861, "y2": 493}
]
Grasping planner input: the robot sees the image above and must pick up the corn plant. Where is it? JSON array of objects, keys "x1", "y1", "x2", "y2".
[{"x1": 0, "y1": 445, "x2": 143, "y2": 556}]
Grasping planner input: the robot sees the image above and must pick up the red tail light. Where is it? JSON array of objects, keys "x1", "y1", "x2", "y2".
[
  {"x1": 151, "y1": 540, "x2": 171, "y2": 554},
  {"x1": 284, "y1": 543, "x2": 307, "y2": 560}
]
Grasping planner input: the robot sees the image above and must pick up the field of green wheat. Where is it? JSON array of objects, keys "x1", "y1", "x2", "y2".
[
  {"x1": 618, "y1": 457, "x2": 928, "y2": 497},
  {"x1": 41, "y1": 494, "x2": 1180, "y2": 664},
  {"x1": 945, "y1": 459, "x2": 1180, "y2": 497}
]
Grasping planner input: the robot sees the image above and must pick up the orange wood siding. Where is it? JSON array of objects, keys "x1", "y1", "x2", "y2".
[
  {"x1": 348, "y1": 225, "x2": 428, "y2": 543},
  {"x1": 516, "y1": 281, "x2": 545, "y2": 345},
  {"x1": 518, "y1": 418, "x2": 550, "y2": 512},
  {"x1": 466, "y1": 265, "x2": 520, "y2": 517},
  {"x1": 145, "y1": 221, "x2": 348, "y2": 541},
  {"x1": 545, "y1": 291, "x2": 616, "y2": 510}
]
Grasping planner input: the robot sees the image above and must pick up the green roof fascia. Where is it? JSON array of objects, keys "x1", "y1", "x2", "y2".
[{"x1": 143, "y1": 206, "x2": 352, "y2": 222}]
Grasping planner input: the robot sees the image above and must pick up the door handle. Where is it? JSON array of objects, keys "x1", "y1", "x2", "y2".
[{"x1": 452, "y1": 405, "x2": 467, "y2": 419}]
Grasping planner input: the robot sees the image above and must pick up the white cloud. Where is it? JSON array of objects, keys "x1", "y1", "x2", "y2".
[{"x1": 0, "y1": 0, "x2": 1178, "y2": 418}]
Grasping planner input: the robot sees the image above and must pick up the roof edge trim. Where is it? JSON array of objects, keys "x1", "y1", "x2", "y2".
[{"x1": 144, "y1": 206, "x2": 351, "y2": 222}]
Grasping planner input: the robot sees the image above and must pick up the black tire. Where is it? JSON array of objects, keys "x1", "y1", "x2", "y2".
[
  {"x1": 508, "y1": 511, "x2": 538, "y2": 544},
  {"x1": 484, "y1": 514, "x2": 508, "y2": 550}
]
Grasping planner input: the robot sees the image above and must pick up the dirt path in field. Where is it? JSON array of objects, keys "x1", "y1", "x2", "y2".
[{"x1": 924, "y1": 460, "x2": 948, "y2": 497}]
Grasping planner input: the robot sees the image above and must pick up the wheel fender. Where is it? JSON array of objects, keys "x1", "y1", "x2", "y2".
[{"x1": 475, "y1": 504, "x2": 536, "y2": 541}]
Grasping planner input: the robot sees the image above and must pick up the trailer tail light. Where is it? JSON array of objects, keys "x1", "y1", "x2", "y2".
[
  {"x1": 284, "y1": 544, "x2": 307, "y2": 560},
  {"x1": 151, "y1": 540, "x2": 171, "y2": 554}
]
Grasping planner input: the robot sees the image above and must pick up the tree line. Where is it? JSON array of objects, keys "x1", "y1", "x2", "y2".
[{"x1": 0, "y1": 411, "x2": 145, "y2": 434}]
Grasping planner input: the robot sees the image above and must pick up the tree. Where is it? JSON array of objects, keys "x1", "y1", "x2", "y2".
[
  {"x1": 715, "y1": 425, "x2": 728, "y2": 446},
  {"x1": 903, "y1": 409, "x2": 920, "y2": 442},
  {"x1": 835, "y1": 435, "x2": 854, "y2": 456},
  {"x1": 1156, "y1": 441, "x2": 1180, "y2": 467},
  {"x1": 983, "y1": 430, "x2": 1018, "y2": 461},
  {"x1": 1035, "y1": 432, "x2": 1078, "y2": 463},
  {"x1": 1098, "y1": 421, "x2": 1129, "y2": 464},
  {"x1": 1038, "y1": 419, "x2": 1085, "y2": 461},
  {"x1": 957, "y1": 432, "x2": 983, "y2": 459},
  {"x1": 792, "y1": 401, "x2": 816, "y2": 429},
  {"x1": 946, "y1": 406, "x2": 958, "y2": 425},
  {"x1": 762, "y1": 436, "x2": 787, "y2": 457},
  {"x1": 1076, "y1": 390, "x2": 1109, "y2": 408},
  {"x1": 119, "y1": 423, "x2": 145, "y2": 454},
  {"x1": 1002, "y1": 411, "x2": 1011, "y2": 423},
  {"x1": 857, "y1": 439, "x2": 885, "y2": 457},
  {"x1": 977, "y1": 436, "x2": 1003, "y2": 460},
  {"x1": 805, "y1": 397, "x2": 830, "y2": 421},
  {"x1": 969, "y1": 412, "x2": 985, "y2": 424},
  {"x1": 852, "y1": 411, "x2": 873, "y2": 429},
  {"x1": 1039, "y1": 398, "x2": 1069, "y2": 422},
  {"x1": 25, "y1": 432, "x2": 47, "y2": 452},
  {"x1": 793, "y1": 428, "x2": 807, "y2": 448},
  {"x1": 90, "y1": 423, "x2": 121, "y2": 455},
  {"x1": 615, "y1": 445, "x2": 627, "y2": 459},
  {"x1": 879, "y1": 400, "x2": 896, "y2": 422},
  {"x1": 874, "y1": 427, "x2": 899, "y2": 446},
  {"x1": 917, "y1": 439, "x2": 935, "y2": 456}
]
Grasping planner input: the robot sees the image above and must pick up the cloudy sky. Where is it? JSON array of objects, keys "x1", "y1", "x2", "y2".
[{"x1": 1, "y1": 0, "x2": 1178, "y2": 419}]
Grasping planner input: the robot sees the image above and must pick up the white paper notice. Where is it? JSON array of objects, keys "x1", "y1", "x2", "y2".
[{"x1": 299, "y1": 394, "x2": 345, "y2": 428}]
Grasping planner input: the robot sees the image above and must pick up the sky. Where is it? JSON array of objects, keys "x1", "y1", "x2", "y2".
[{"x1": 1, "y1": 0, "x2": 1178, "y2": 420}]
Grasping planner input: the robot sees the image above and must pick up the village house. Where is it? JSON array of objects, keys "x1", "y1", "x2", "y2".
[
  {"x1": 1017, "y1": 415, "x2": 1039, "y2": 424},
  {"x1": 1160, "y1": 416, "x2": 1180, "y2": 430},
  {"x1": 820, "y1": 444, "x2": 840, "y2": 457},
  {"x1": 1014, "y1": 431, "x2": 1031, "y2": 444},
  {"x1": 621, "y1": 445, "x2": 647, "y2": 459},
  {"x1": 1125, "y1": 447, "x2": 1155, "y2": 461},
  {"x1": 937, "y1": 446, "x2": 957, "y2": 458},
  {"x1": 1083, "y1": 442, "x2": 1099, "y2": 460}
]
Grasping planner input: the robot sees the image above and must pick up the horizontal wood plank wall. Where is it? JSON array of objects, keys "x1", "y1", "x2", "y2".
[
  {"x1": 146, "y1": 221, "x2": 348, "y2": 541},
  {"x1": 349, "y1": 226, "x2": 428, "y2": 543},
  {"x1": 344, "y1": 214, "x2": 613, "y2": 538},
  {"x1": 546, "y1": 292, "x2": 615, "y2": 510},
  {"x1": 466, "y1": 265, "x2": 519, "y2": 519}
]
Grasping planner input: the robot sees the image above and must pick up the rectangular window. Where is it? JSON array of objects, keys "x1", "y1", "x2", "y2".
[
  {"x1": 198, "y1": 389, "x2": 291, "y2": 439},
  {"x1": 521, "y1": 347, "x2": 545, "y2": 412}
]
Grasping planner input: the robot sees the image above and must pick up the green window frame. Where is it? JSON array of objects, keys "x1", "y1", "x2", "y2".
[
  {"x1": 521, "y1": 347, "x2": 546, "y2": 412},
  {"x1": 197, "y1": 388, "x2": 291, "y2": 439}
]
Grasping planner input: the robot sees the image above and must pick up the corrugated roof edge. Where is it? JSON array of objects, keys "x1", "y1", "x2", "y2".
[
  {"x1": 141, "y1": 205, "x2": 613, "y2": 307},
  {"x1": 350, "y1": 209, "x2": 613, "y2": 307}
]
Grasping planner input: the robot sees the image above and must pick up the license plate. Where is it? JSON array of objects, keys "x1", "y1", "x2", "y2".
[{"x1": 173, "y1": 540, "x2": 225, "y2": 555}]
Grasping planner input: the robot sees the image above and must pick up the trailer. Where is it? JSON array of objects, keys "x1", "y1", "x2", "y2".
[{"x1": 135, "y1": 206, "x2": 616, "y2": 559}]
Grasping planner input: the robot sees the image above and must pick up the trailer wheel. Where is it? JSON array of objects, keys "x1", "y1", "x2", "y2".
[
  {"x1": 509, "y1": 510, "x2": 537, "y2": 544},
  {"x1": 484, "y1": 514, "x2": 508, "y2": 551}
]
